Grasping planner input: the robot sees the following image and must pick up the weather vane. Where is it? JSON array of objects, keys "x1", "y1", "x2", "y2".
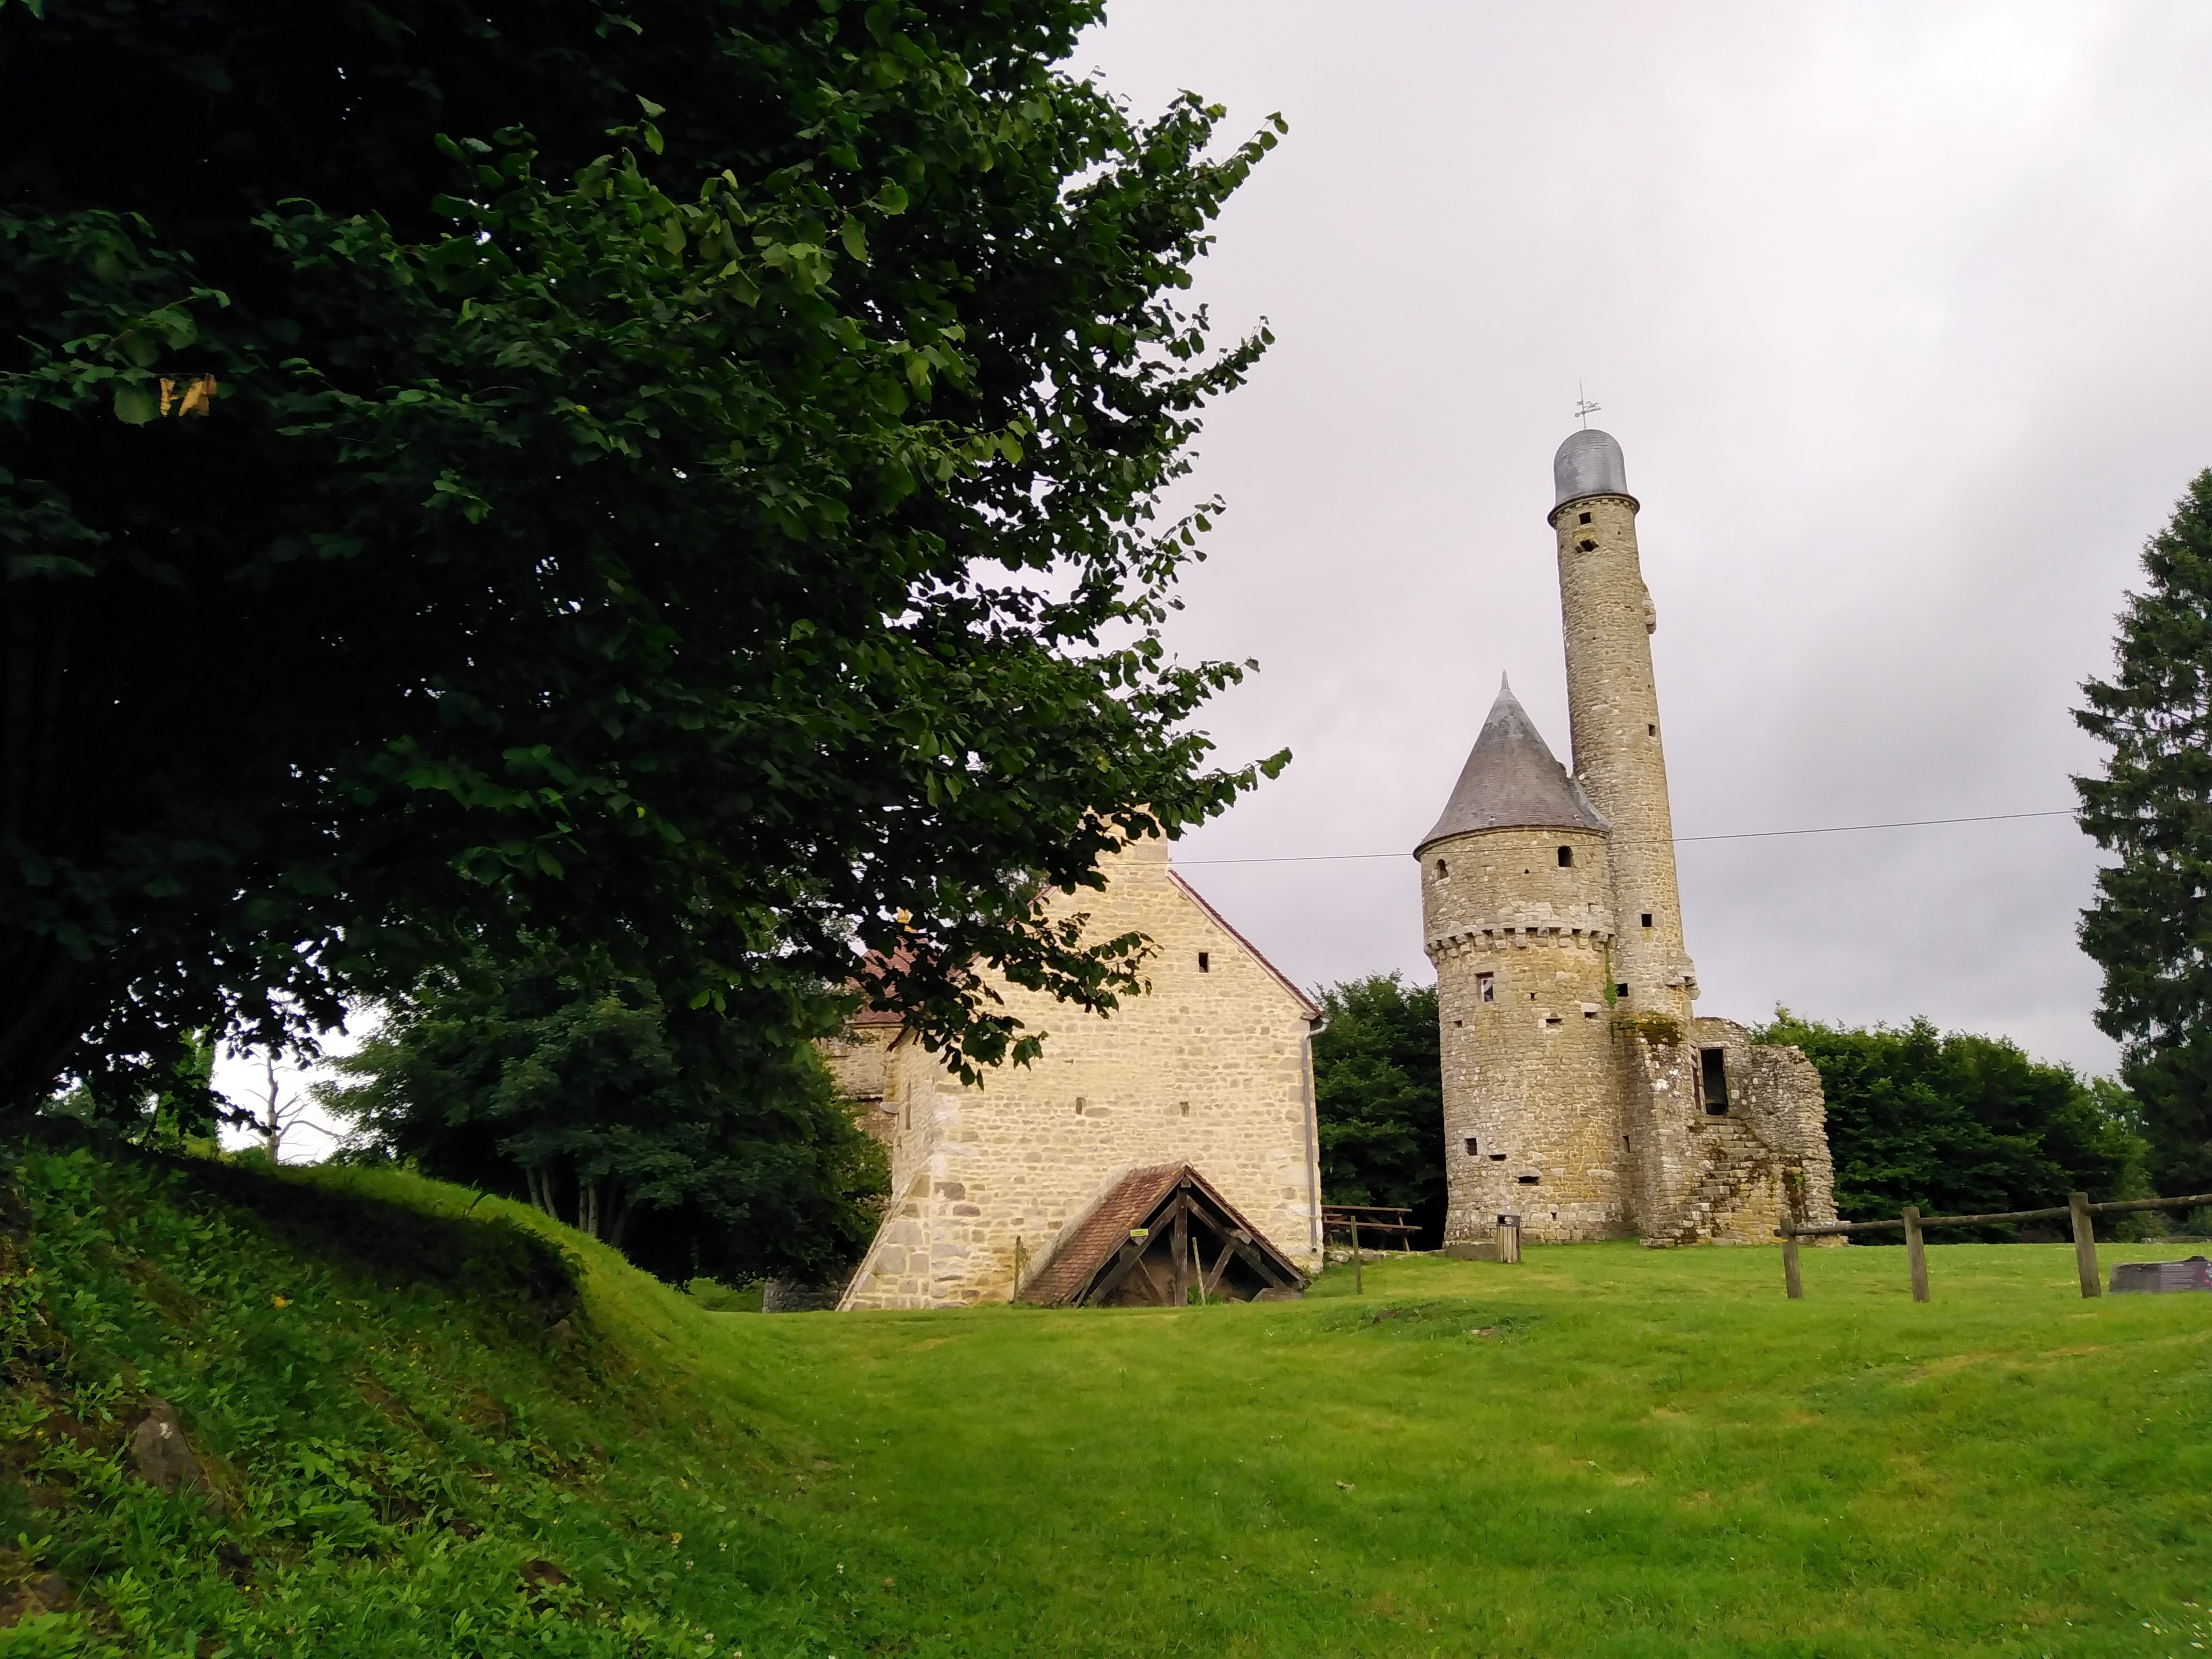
[{"x1": 1574, "y1": 382, "x2": 1602, "y2": 429}]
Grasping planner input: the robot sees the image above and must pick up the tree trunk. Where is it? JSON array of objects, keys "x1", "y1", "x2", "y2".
[{"x1": 607, "y1": 1182, "x2": 632, "y2": 1252}]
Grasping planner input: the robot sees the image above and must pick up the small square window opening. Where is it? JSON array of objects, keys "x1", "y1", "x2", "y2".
[
  {"x1": 1578, "y1": 510, "x2": 1592, "y2": 525},
  {"x1": 1616, "y1": 982, "x2": 1630, "y2": 998},
  {"x1": 1435, "y1": 859, "x2": 1449, "y2": 879},
  {"x1": 1641, "y1": 912, "x2": 1653, "y2": 928},
  {"x1": 1464, "y1": 1137, "x2": 1479, "y2": 1157},
  {"x1": 1476, "y1": 973, "x2": 1495, "y2": 1004},
  {"x1": 1556, "y1": 845, "x2": 1573, "y2": 867}
]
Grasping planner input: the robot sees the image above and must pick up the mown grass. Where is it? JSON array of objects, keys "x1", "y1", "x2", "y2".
[{"x1": 4, "y1": 1130, "x2": 2209, "y2": 1657}]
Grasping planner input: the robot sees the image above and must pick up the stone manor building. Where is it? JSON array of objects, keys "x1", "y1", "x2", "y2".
[
  {"x1": 824, "y1": 837, "x2": 1325, "y2": 1309},
  {"x1": 1417, "y1": 429, "x2": 1839, "y2": 1247}
]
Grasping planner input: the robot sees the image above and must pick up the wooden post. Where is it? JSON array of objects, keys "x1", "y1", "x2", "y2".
[
  {"x1": 2069, "y1": 1191, "x2": 2101, "y2": 1300},
  {"x1": 1782, "y1": 1229, "x2": 1803, "y2": 1301},
  {"x1": 1495, "y1": 1213, "x2": 1521, "y2": 1265},
  {"x1": 1351, "y1": 1213, "x2": 1363, "y2": 1296},
  {"x1": 1171, "y1": 1199, "x2": 1190, "y2": 1308},
  {"x1": 1903, "y1": 1205, "x2": 1930, "y2": 1303}
]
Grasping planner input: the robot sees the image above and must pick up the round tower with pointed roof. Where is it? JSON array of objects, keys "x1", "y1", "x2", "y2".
[{"x1": 1418, "y1": 678, "x2": 1629, "y2": 1244}]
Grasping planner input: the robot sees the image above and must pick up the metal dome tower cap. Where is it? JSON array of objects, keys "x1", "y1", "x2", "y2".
[{"x1": 1552, "y1": 428, "x2": 1632, "y2": 513}]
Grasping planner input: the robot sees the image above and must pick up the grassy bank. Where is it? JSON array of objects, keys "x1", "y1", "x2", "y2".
[{"x1": 3, "y1": 1133, "x2": 2208, "y2": 1656}]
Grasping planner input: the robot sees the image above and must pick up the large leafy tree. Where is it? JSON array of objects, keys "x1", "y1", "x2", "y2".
[
  {"x1": 0, "y1": 0, "x2": 1286, "y2": 1114},
  {"x1": 1311, "y1": 974, "x2": 1446, "y2": 1248},
  {"x1": 2076, "y1": 470, "x2": 2212, "y2": 1193},
  {"x1": 1755, "y1": 1011, "x2": 2147, "y2": 1227},
  {"x1": 319, "y1": 944, "x2": 886, "y2": 1285}
]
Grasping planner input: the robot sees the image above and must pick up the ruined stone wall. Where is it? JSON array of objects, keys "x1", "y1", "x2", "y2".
[
  {"x1": 1552, "y1": 492, "x2": 1697, "y2": 1025},
  {"x1": 838, "y1": 839, "x2": 1322, "y2": 1310},
  {"x1": 1623, "y1": 1017, "x2": 1840, "y2": 1245},
  {"x1": 1424, "y1": 825, "x2": 1628, "y2": 1244}
]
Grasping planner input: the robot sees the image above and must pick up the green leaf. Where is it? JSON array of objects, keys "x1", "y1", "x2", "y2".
[
  {"x1": 839, "y1": 217, "x2": 868, "y2": 262},
  {"x1": 112, "y1": 383, "x2": 158, "y2": 425}
]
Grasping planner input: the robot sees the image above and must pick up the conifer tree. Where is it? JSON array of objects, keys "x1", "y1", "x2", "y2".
[{"x1": 2076, "y1": 468, "x2": 2212, "y2": 1193}]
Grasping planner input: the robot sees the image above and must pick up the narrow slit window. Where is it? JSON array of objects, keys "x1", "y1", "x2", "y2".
[
  {"x1": 1556, "y1": 845, "x2": 1573, "y2": 868},
  {"x1": 1647, "y1": 723, "x2": 1657, "y2": 736},
  {"x1": 1436, "y1": 858, "x2": 1449, "y2": 879},
  {"x1": 1700, "y1": 1048, "x2": 1730, "y2": 1114},
  {"x1": 1464, "y1": 1137, "x2": 1479, "y2": 1157},
  {"x1": 1488, "y1": 1152, "x2": 1506, "y2": 1161},
  {"x1": 1197, "y1": 951, "x2": 1210, "y2": 973},
  {"x1": 1476, "y1": 973, "x2": 1495, "y2": 1004},
  {"x1": 1517, "y1": 1174, "x2": 1540, "y2": 1185},
  {"x1": 1074, "y1": 1096, "x2": 1087, "y2": 1117}
]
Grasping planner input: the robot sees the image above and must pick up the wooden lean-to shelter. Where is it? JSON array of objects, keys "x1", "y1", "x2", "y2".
[{"x1": 1017, "y1": 1163, "x2": 1308, "y2": 1308}]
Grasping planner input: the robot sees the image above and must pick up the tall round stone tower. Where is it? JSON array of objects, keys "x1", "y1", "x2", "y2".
[
  {"x1": 1417, "y1": 680, "x2": 1628, "y2": 1243},
  {"x1": 1549, "y1": 430, "x2": 1697, "y2": 1024}
]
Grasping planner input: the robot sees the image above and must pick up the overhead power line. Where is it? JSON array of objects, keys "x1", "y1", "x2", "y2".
[{"x1": 1171, "y1": 808, "x2": 2079, "y2": 867}]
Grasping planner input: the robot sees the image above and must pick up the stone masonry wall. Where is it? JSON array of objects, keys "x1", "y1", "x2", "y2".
[
  {"x1": 1622, "y1": 1017, "x2": 1840, "y2": 1246},
  {"x1": 1425, "y1": 825, "x2": 1629, "y2": 1244},
  {"x1": 837, "y1": 838, "x2": 1323, "y2": 1310},
  {"x1": 819, "y1": 1024, "x2": 898, "y2": 1149},
  {"x1": 1553, "y1": 492, "x2": 1697, "y2": 1024}
]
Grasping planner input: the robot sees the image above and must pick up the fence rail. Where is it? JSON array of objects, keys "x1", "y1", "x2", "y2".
[{"x1": 1774, "y1": 1191, "x2": 2212, "y2": 1303}]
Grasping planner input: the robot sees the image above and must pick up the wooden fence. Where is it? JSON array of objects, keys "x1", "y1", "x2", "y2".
[{"x1": 1777, "y1": 1191, "x2": 2212, "y2": 1302}]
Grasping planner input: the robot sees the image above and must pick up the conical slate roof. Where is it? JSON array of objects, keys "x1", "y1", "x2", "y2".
[{"x1": 1417, "y1": 678, "x2": 1608, "y2": 850}]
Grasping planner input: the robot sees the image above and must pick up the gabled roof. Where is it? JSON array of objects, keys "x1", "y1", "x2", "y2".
[
  {"x1": 842, "y1": 861, "x2": 1323, "y2": 1034},
  {"x1": 1418, "y1": 677, "x2": 1608, "y2": 850},
  {"x1": 1019, "y1": 1162, "x2": 1307, "y2": 1307}
]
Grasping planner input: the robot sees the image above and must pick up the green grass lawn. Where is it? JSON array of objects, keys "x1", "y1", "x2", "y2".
[{"x1": 5, "y1": 1133, "x2": 2210, "y2": 1657}]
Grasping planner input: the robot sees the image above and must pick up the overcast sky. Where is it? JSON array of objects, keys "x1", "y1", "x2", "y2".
[
  {"x1": 1081, "y1": 1, "x2": 2212, "y2": 1077},
  {"x1": 223, "y1": 2, "x2": 2212, "y2": 1146}
]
